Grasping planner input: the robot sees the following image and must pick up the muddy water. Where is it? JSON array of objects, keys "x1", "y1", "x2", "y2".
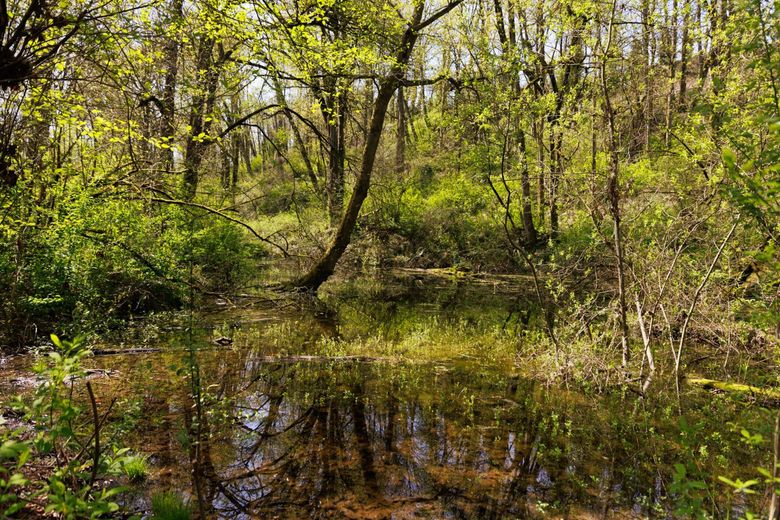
[{"x1": 0, "y1": 271, "x2": 773, "y2": 518}]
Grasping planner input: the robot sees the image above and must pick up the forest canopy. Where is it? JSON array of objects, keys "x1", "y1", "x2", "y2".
[{"x1": 0, "y1": 0, "x2": 776, "y2": 356}]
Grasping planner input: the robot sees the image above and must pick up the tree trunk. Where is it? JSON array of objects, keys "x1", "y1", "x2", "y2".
[
  {"x1": 535, "y1": 120, "x2": 546, "y2": 229},
  {"x1": 326, "y1": 94, "x2": 346, "y2": 227},
  {"x1": 549, "y1": 125, "x2": 561, "y2": 238},
  {"x1": 182, "y1": 37, "x2": 219, "y2": 200},
  {"x1": 678, "y1": 0, "x2": 690, "y2": 107},
  {"x1": 291, "y1": 3, "x2": 429, "y2": 292},
  {"x1": 395, "y1": 88, "x2": 406, "y2": 175},
  {"x1": 159, "y1": 0, "x2": 183, "y2": 171},
  {"x1": 292, "y1": 79, "x2": 398, "y2": 290},
  {"x1": 519, "y1": 130, "x2": 537, "y2": 244},
  {"x1": 663, "y1": 0, "x2": 678, "y2": 147},
  {"x1": 642, "y1": 0, "x2": 652, "y2": 151}
]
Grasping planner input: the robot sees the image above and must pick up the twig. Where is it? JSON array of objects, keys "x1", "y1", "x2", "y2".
[
  {"x1": 85, "y1": 382, "x2": 100, "y2": 488},
  {"x1": 635, "y1": 295, "x2": 655, "y2": 372},
  {"x1": 770, "y1": 410, "x2": 779, "y2": 520},
  {"x1": 675, "y1": 219, "x2": 739, "y2": 374},
  {"x1": 73, "y1": 397, "x2": 116, "y2": 464}
]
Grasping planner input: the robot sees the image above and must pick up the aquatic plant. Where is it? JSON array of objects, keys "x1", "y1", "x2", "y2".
[
  {"x1": 151, "y1": 491, "x2": 192, "y2": 520},
  {"x1": 122, "y1": 454, "x2": 150, "y2": 483}
]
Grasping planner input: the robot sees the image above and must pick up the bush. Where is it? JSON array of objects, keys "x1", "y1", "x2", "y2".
[
  {"x1": 387, "y1": 172, "x2": 510, "y2": 269},
  {"x1": 187, "y1": 217, "x2": 259, "y2": 291},
  {"x1": 0, "y1": 186, "x2": 266, "y2": 345},
  {"x1": 1, "y1": 335, "x2": 135, "y2": 517}
]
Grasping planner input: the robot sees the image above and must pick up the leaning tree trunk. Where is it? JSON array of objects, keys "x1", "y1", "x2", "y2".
[
  {"x1": 291, "y1": 3, "x2": 428, "y2": 292},
  {"x1": 291, "y1": 80, "x2": 400, "y2": 291}
]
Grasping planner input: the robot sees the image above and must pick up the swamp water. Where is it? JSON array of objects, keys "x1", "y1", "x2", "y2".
[{"x1": 0, "y1": 271, "x2": 773, "y2": 518}]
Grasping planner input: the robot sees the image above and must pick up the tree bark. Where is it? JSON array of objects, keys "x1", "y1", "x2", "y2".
[
  {"x1": 395, "y1": 88, "x2": 406, "y2": 175},
  {"x1": 519, "y1": 130, "x2": 537, "y2": 244},
  {"x1": 663, "y1": 0, "x2": 678, "y2": 147},
  {"x1": 291, "y1": 2, "x2": 433, "y2": 291},
  {"x1": 679, "y1": 0, "x2": 690, "y2": 107},
  {"x1": 182, "y1": 37, "x2": 219, "y2": 200},
  {"x1": 535, "y1": 120, "x2": 546, "y2": 229},
  {"x1": 159, "y1": 0, "x2": 183, "y2": 171},
  {"x1": 326, "y1": 94, "x2": 346, "y2": 226}
]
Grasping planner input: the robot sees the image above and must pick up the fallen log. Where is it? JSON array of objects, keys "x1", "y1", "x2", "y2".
[
  {"x1": 92, "y1": 348, "x2": 162, "y2": 356},
  {"x1": 252, "y1": 355, "x2": 386, "y2": 363},
  {"x1": 688, "y1": 377, "x2": 780, "y2": 403}
]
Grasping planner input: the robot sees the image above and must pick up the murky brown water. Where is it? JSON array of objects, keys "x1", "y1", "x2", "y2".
[{"x1": 0, "y1": 271, "x2": 773, "y2": 518}]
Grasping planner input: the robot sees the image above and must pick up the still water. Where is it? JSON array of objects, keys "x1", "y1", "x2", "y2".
[{"x1": 1, "y1": 270, "x2": 772, "y2": 518}]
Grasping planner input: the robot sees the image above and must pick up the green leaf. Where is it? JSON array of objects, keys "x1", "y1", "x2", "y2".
[
  {"x1": 722, "y1": 148, "x2": 737, "y2": 170},
  {"x1": 0, "y1": 440, "x2": 29, "y2": 461},
  {"x1": 7, "y1": 473, "x2": 27, "y2": 487}
]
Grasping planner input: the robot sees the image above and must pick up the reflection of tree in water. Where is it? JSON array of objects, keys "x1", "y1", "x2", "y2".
[
  {"x1": 96, "y1": 301, "x2": 766, "y2": 517},
  {"x1": 176, "y1": 359, "x2": 694, "y2": 519}
]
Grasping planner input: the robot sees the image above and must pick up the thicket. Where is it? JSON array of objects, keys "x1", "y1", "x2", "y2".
[{"x1": 0, "y1": 0, "x2": 775, "y2": 375}]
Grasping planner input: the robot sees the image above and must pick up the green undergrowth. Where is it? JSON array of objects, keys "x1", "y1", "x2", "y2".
[
  {"x1": 315, "y1": 323, "x2": 518, "y2": 363},
  {"x1": 150, "y1": 491, "x2": 192, "y2": 520},
  {"x1": 0, "y1": 335, "x2": 138, "y2": 518}
]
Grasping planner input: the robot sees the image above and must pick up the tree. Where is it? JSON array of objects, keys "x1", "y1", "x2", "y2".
[{"x1": 291, "y1": 0, "x2": 465, "y2": 291}]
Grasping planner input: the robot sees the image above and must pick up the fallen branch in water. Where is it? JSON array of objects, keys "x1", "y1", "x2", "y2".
[
  {"x1": 252, "y1": 355, "x2": 387, "y2": 363},
  {"x1": 687, "y1": 377, "x2": 780, "y2": 403},
  {"x1": 92, "y1": 348, "x2": 161, "y2": 356}
]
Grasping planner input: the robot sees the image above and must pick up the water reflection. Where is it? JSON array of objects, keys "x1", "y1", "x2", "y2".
[
  {"x1": 130, "y1": 352, "x2": 756, "y2": 520},
  {"x1": 5, "y1": 271, "x2": 764, "y2": 518}
]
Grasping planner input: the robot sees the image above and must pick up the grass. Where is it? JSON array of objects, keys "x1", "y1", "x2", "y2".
[
  {"x1": 314, "y1": 325, "x2": 517, "y2": 363},
  {"x1": 122, "y1": 454, "x2": 149, "y2": 482},
  {"x1": 151, "y1": 491, "x2": 191, "y2": 520}
]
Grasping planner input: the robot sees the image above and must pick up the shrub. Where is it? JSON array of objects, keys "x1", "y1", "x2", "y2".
[{"x1": 1, "y1": 335, "x2": 135, "y2": 517}]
